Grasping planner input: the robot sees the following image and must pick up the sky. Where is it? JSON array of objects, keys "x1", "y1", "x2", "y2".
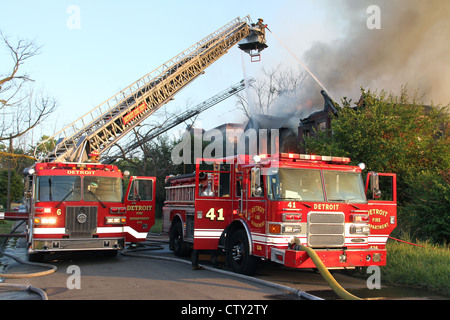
[{"x1": 1, "y1": 0, "x2": 448, "y2": 149}]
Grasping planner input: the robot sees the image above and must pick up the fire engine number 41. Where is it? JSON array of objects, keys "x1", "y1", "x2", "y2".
[
  {"x1": 205, "y1": 208, "x2": 224, "y2": 221},
  {"x1": 287, "y1": 202, "x2": 296, "y2": 208}
]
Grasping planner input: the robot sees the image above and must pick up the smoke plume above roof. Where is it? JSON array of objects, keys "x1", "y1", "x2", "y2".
[{"x1": 302, "y1": 0, "x2": 450, "y2": 106}]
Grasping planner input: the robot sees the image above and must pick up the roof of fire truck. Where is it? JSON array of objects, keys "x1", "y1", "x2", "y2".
[
  {"x1": 33, "y1": 162, "x2": 123, "y2": 176},
  {"x1": 197, "y1": 153, "x2": 354, "y2": 168}
]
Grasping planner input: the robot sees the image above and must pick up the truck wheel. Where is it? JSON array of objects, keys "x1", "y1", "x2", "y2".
[
  {"x1": 227, "y1": 229, "x2": 257, "y2": 275},
  {"x1": 170, "y1": 221, "x2": 189, "y2": 257}
]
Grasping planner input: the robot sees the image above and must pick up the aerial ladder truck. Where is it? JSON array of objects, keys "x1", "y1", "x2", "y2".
[{"x1": 1, "y1": 16, "x2": 267, "y2": 261}]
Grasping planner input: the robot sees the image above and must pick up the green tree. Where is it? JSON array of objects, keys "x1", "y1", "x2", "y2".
[
  {"x1": 306, "y1": 88, "x2": 449, "y2": 176},
  {"x1": 401, "y1": 170, "x2": 450, "y2": 243},
  {"x1": 305, "y1": 87, "x2": 449, "y2": 243},
  {"x1": 116, "y1": 134, "x2": 183, "y2": 218},
  {"x1": 0, "y1": 169, "x2": 23, "y2": 208}
]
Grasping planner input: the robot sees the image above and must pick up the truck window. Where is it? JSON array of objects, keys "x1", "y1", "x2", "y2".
[
  {"x1": 127, "y1": 179, "x2": 153, "y2": 201},
  {"x1": 198, "y1": 162, "x2": 231, "y2": 198},
  {"x1": 366, "y1": 174, "x2": 394, "y2": 201},
  {"x1": 323, "y1": 171, "x2": 366, "y2": 204},
  {"x1": 37, "y1": 176, "x2": 81, "y2": 202},
  {"x1": 267, "y1": 168, "x2": 324, "y2": 201},
  {"x1": 84, "y1": 177, "x2": 123, "y2": 202}
]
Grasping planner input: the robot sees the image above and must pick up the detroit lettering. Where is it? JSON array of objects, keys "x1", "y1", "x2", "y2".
[{"x1": 127, "y1": 205, "x2": 153, "y2": 211}]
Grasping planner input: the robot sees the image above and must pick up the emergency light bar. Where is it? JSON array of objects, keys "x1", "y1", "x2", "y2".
[{"x1": 257, "y1": 153, "x2": 351, "y2": 164}]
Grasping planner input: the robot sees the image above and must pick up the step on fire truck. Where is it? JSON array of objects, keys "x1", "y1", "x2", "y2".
[
  {"x1": 163, "y1": 153, "x2": 397, "y2": 275},
  {"x1": 1, "y1": 16, "x2": 268, "y2": 261}
]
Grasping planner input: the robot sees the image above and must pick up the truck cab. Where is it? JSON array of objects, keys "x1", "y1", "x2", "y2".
[
  {"x1": 25, "y1": 162, "x2": 155, "y2": 261},
  {"x1": 163, "y1": 153, "x2": 397, "y2": 275}
]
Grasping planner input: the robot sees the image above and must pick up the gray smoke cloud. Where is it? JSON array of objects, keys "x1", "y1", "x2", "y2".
[{"x1": 302, "y1": 0, "x2": 450, "y2": 106}]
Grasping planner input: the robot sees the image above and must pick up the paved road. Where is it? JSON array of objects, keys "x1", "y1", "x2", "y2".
[
  {"x1": 0, "y1": 238, "x2": 296, "y2": 300},
  {"x1": 2, "y1": 234, "x2": 445, "y2": 301}
]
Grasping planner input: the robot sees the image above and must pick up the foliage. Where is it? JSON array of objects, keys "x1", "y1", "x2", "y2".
[
  {"x1": 399, "y1": 170, "x2": 450, "y2": 243},
  {"x1": 115, "y1": 134, "x2": 184, "y2": 218},
  {"x1": 0, "y1": 169, "x2": 23, "y2": 208},
  {"x1": 305, "y1": 87, "x2": 450, "y2": 243},
  {"x1": 306, "y1": 88, "x2": 449, "y2": 178}
]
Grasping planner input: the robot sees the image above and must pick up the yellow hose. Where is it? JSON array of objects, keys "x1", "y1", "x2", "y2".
[
  {"x1": 0, "y1": 268, "x2": 56, "y2": 279},
  {"x1": 299, "y1": 245, "x2": 362, "y2": 300}
]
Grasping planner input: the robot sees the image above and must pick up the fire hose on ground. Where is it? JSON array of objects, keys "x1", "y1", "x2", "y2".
[
  {"x1": 123, "y1": 240, "x2": 364, "y2": 300},
  {"x1": 121, "y1": 242, "x2": 323, "y2": 300},
  {"x1": 0, "y1": 220, "x2": 57, "y2": 300},
  {"x1": 296, "y1": 245, "x2": 362, "y2": 300}
]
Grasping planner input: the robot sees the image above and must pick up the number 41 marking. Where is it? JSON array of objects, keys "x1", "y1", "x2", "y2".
[
  {"x1": 206, "y1": 208, "x2": 224, "y2": 221},
  {"x1": 287, "y1": 202, "x2": 296, "y2": 208}
]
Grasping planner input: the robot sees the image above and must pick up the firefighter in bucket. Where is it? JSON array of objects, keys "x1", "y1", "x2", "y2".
[{"x1": 86, "y1": 150, "x2": 101, "y2": 163}]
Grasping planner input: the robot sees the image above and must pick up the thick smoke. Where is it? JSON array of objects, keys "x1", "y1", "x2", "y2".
[{"x1": 303, "y1": 0, "x2": 450, "y2": 106}]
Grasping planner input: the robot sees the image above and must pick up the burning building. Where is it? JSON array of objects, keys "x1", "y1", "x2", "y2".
[{"x1": 298, "y1": 90, "x2": 338, "y2": 153}]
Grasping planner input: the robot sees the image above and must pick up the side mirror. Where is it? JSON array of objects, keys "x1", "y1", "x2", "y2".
[
  {"x1": 251, "y1": 167, "x2": 262, "y2": 197},
  {"x1": 370, "y1": 172, "x2": 381, "y2": 199}
]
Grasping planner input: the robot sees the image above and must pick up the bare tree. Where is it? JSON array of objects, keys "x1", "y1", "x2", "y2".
[
  {"x1": 236, "y1": 65, "x2": 307, "y2": 119},
  {"x1": 0, "y1": 32, "x2": 56, "y2": 143}
]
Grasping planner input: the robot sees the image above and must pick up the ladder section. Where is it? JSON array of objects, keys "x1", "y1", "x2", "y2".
[
  {"x1": 36, "y1": 16, "x2": 254, "y2": 163},
  {"x1": 103, "y1": 79, "x2": 246, "y2": 163}
]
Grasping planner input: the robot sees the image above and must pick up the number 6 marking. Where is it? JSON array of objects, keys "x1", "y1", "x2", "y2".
[{"x1": 205, "y1": 208, "x2": 224, "y2": 221}]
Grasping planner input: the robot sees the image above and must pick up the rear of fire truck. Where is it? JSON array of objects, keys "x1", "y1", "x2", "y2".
[{"x1": 25, "y1": 162, "x2": 155, "y2": 261}]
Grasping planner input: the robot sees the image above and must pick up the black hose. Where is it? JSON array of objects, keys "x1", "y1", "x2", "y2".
[{"x1": 0, "y1": 220, "x2": 56, "y2": 300}]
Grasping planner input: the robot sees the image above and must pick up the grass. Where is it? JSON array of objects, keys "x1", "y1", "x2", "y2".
[
  {"x1": 382, "y1": 238, "x2": 450, "y2": 296},
  {"x1": 150, "y1": 217, "x2": 163, "y2": 234},
  {"x1": 0, "y1": 220, "x2": 14, "y2": 234}
]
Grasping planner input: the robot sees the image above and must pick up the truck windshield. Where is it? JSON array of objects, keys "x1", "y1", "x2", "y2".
[
  {"x1": 267, "y1": 168, "x2": 324, "y2": 201},
  {"x1": 266, "y1": 168, "x2": 367, "y2": 204},
  {"x1": 36, "y1": 176, "x2": 123, "y2": 203},
  {"x1": 323, "y1": 171, "x2": 366, "y2": 203},
  {"x1": 37, "y1": 176, "x2": 81, "y2": 202},
  {"x1": 83, "y1": 176, "x2": 123, "y2": 202}
]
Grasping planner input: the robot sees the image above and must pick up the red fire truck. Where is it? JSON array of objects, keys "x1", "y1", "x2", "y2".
[
  {"x1": 23, "y1": 162, "x2": 155, "y2": 261},
  {"x1": 163, "y1": 153, "x2": 397, "y2": 275}
]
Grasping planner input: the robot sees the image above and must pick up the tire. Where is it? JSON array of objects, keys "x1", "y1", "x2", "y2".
[
  {"x1": 170, "y1": 221, "x2": 189, "y2": 257},
  {"x1": 226, "y1": 229, "x2": 257, "y2": 275}
]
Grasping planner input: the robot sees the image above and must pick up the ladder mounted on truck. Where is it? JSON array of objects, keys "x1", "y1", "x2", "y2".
[
  {"x1": 102, "y1": 79, "x2": 247, "y2": 163},
  {"x1": 35, "y1": 16, "x2": 267, "y2": 163}
]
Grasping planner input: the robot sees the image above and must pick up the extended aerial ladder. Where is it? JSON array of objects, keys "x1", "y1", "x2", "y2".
[
  {"x1": 35, "y1": 16, "x2": 267, "y2": 163},
  {"x1": 102, "y1": 79, "x2": 247, "y2": 164}
]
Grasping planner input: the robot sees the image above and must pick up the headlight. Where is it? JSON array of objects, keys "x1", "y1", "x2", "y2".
[
  {"x1": 34, "y1": 217, "x2": 57, "y2": 225},
  {"x1": 350, "y1": 224, "x2": 370, "y2": 235},
  {"x1": 105, "y1": 217, "x2": 126, "y2": 224},
  {"x1": 269, "y1": 223, "x2": 301, "y2": 234},
  {"x1": 282, "y1": 225, "x2": 301, "y2": 234}
]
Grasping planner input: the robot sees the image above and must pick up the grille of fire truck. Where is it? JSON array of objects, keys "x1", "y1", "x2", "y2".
[
  {"x1": 307, "y1": 212, "x2": 345, "y2": 247},
  {"x1": 35, "y1": 16, "x2": 252, "y2": 163},
  {"x1": 65, "y1": 206, "x2": 98, "y2": 238}
]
